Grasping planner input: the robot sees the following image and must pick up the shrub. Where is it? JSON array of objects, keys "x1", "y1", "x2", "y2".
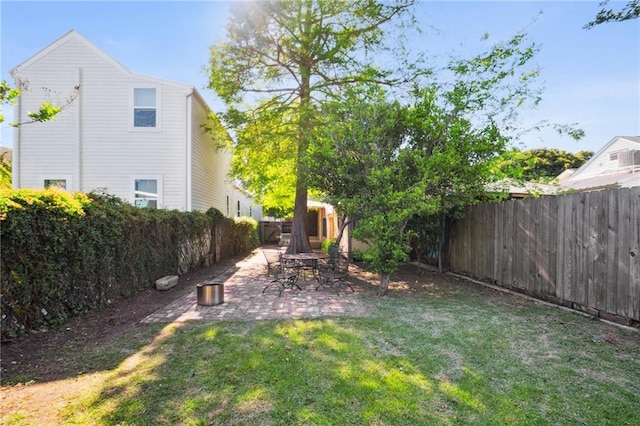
[
  {"x1": 230, "y1": 216, "x2": 260, "y2": 256},
  {"x1": 0, "y1": 189, "x2": 252, "y2": 340}
]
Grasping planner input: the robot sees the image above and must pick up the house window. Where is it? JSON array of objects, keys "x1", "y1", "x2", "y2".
[
  {"x1": 237, "y1": 200, "x2": 241, "y2": 217},
  {"x1": 610, "y1": 153, "x2": 618, "y2": 161},
  {"x1": 40, "y1": 174, "x2": 72, "y2": 190},
  {"x1": 226, "y1": 195, "x2": 230, "y2": 216},
  {"x1": 132, "y1": 177, "x2": 162, "y2": 209},
  {"x1": 618, "y1": 150, "x2": 640, "y2": 167},
  {"x1": 133, "y1": 88, "x2": 157, "y2": 128},
  {"x1": 44, "y1": 179, "x2": 67, "y2": 189}
]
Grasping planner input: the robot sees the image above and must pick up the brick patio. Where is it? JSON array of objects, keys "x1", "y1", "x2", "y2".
[{"x1": 141, "y1": 249, "x2": 371, "y2": 323}]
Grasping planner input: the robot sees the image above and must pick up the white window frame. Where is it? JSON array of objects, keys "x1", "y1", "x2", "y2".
[
  {"x1": 130, "y1": 85, "x2": 161, "y2": 132},
  {"x1": 39, "y1": 174, "x2": 72, "y2": 191},
  {"x1": 130, "y1": 175, "x2": 163, "y2": 209}
]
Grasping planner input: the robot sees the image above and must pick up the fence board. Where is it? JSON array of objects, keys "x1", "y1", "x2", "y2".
[
  {"x1": 593, "y1": 191, "x2": 607, "y2": 311},
  {"x1": 606, "y1": 190, "x2": 619, "y2": 315},
  {"x1": 546, "y1": 196, "x2": 558, "y2": 297},
  {"x1": 449, "y1": 187, "x2": 639, "y2": 323},
  {"x1": 615, "y1": 189, "x2": 629, "y2": 317},
  {"x1": 503, "y1": 201, "x2": 514, "y2": 286},
  {"x1": 576, "y1": 192, "x2": 588, "y2": 307},
  {"x1": 630, "y1": 187, "x2": 640, "y2": 320}
]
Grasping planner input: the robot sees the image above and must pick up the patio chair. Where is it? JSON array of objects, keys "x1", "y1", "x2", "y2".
[
  {"x1": 316, "y1": 252, "x2": 354, "y2": 295},
  {"x1": 262, "y1": 250, "x2": 300, "y2": 296},
  {"x1": 316, "y1": 246, "x2": 340, "y2": 274}
]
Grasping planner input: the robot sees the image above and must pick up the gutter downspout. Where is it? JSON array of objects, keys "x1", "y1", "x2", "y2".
[
  {"x1": 12, "y1": 92, "x2": 21, "y2": 188},
  {"x1": 75, "y1": 67, "x2": 82, "y2": 191},
  {"x1": 186, "y1": 91, "x2": 193, "y2": 212}
]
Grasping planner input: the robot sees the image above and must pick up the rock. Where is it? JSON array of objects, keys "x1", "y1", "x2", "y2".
[{"x1": 155, "y1": 275, "x2": 178, "y2": 291}]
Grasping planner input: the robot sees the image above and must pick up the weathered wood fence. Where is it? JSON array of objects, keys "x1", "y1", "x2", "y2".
[{"x1": 449, "y1": 187, "x2": 640, "y2": 324}]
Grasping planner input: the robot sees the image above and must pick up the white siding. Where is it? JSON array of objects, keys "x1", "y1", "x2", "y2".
[
  {"x1": 232, "y1": 187, "x2": 263, "y2": 220},
  {"x1": 189, "y1": 95, "x2": 234, "y2": 214},
  {"x1": 14, "y1": 36, "x2": 84, "y2": 189},
  {"x1": 14, "y1": 30, "x2": 263, "y2": 215},
  {"x1": 14, "y1": 31, "x2": 191, "y2": 210}
]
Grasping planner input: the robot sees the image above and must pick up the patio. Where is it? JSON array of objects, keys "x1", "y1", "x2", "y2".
[{"x1": 141, "y1": 248, "x2": 370, "y2": 323}]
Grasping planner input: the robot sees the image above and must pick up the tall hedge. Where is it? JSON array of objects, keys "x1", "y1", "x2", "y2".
[{"x1": 0, "y1": 188, "x2": 256, "y2": 340}]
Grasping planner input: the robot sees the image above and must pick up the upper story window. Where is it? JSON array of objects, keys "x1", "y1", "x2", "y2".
[{"x1": 133, "y1": 88, "x2": 157, "y2": 128}]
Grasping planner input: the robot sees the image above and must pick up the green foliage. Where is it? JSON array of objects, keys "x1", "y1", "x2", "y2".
[
  {"x1": 405, "y1": 214, "x2": 441, "y2": 263},
  {"x1": 311, "y1": 30, "x2": 554, "y2": 284},
  {"x1": 0, "y1": 189, "x2": 256, "y2": 340},
  {"x1": 493, "y1": 148, "x2": 593, "y2": 182},
  {"x1": 1, "y1": 79, "x2": 79, "y2": 126},
  {"x1": 584, "y1": 0, "x2": 640, "y2": 29},
  {"x1": 208, "y1": 0, "x2": 416, "y2": 244},
  {"x1": 230, "y1": 216, "x2": 260, "y2": 255},
  {"x1": 25, "y1": 102, "x2": 62, "y2": 124},
  {"x1": 0, "y1": 80, "x2": 21, "y2": 123},
  {"x1": 0, "y1": 152, "x2": 13, "y2": 190},
  {"x1": 321, "y1": 238, "x2": 337, "y2": 254}
]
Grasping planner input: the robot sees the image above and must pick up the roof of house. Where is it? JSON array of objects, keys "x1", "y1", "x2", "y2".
[
  {"x1": 486, "y1": 179, "x2": 559, "y2": 197},
  {"x1": 561, "y1": 171, "x2": 640, "y2": 191}
]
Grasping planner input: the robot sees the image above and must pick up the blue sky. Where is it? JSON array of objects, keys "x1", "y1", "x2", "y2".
[{"x1": 1, "y1": 1, "x2": 638, "y2": 154}]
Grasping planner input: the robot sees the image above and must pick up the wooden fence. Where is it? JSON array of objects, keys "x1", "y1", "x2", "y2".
[{"x1": 449, "y1": 187, "x2": 640, "y2": 324}]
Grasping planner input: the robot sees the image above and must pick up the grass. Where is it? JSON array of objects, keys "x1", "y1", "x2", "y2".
[{"x1": 2, "y1": 276, "x2": 639, "y2": 425}]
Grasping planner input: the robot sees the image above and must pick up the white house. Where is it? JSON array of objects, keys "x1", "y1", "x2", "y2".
[
  {"x1": 10, "y1": 30, "x2": 261, "y2": 219},
  {"x1": 561, "y1": 136, "x2": 640, "y2": 191}
]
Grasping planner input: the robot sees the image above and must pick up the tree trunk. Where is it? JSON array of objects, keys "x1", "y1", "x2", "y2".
[
  {"x1": 378, "y1": 273, "x2": 391, "y2": 295},
  {"x1": 287, "y1": 17, "x2": 315, "y2": 255},
  {"x1": 334, "y1": 215, "x2": 351, "y2": 247},
  {"x1": 287, "y1": 183, "x2": 312, "y2": 254}
]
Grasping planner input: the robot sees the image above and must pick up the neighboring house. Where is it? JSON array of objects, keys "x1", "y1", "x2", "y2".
[
  {"x1": 561, "y1": 136, "x2": 640, "y2": 191},
  {"x1": 486, "y1": 178, "x2": 559, "y2": 199},
  {"x1": 10, "y1": 30, "x2": 261, "y2": 220},
  {"x1": 262, "y1": 200, "x2": 341, "y2": 250}
]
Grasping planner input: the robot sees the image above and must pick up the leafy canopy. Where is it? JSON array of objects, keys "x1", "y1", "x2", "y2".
[
  {"x1": 493, "y1": 148, "x2": 593, "y2": 182},
  {"x1": 208, "y1": 0, "x2": 416, "y2": 221},
  {"x1": 310, "y1": 31, "x2": 556, "y2": 292}
]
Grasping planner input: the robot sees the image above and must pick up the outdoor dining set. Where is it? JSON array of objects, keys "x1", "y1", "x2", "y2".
[{"x1": 261, "y1": 248, "x2": 354, "y2": 296}]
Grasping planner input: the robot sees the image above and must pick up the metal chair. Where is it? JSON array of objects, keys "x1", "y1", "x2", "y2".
[
  {"x1": 262, "y1": 250, "x2": 300, "y2": 296},
  {"x1": 316, "y1": 252, "x2": 354, "y2": 295}
]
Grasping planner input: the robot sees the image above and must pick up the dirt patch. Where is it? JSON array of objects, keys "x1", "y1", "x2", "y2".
[{"x1": 0, "y1": 257, "x2": 239, "y2": 384}]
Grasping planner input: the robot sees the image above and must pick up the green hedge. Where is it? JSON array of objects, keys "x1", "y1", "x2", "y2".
[{"x1": 0, "y1": 188, "x2": 256, "y2": 340}]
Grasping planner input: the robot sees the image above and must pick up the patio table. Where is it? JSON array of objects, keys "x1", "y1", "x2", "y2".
[{"x1": 281, "y1": 252, "x2": 328, "y2": 281}]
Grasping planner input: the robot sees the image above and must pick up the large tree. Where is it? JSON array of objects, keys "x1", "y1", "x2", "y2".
[
  {"x1": 311, "y1": 32, "x2": 576, "y2": 294},
  {"x1": 208, "y1": 0, "x2": 415, "y2": 253}
]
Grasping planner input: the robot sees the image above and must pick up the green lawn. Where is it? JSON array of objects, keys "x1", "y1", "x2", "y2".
[{"x1": 3, "y1": 276, "x2": 639, "y2": 425}]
